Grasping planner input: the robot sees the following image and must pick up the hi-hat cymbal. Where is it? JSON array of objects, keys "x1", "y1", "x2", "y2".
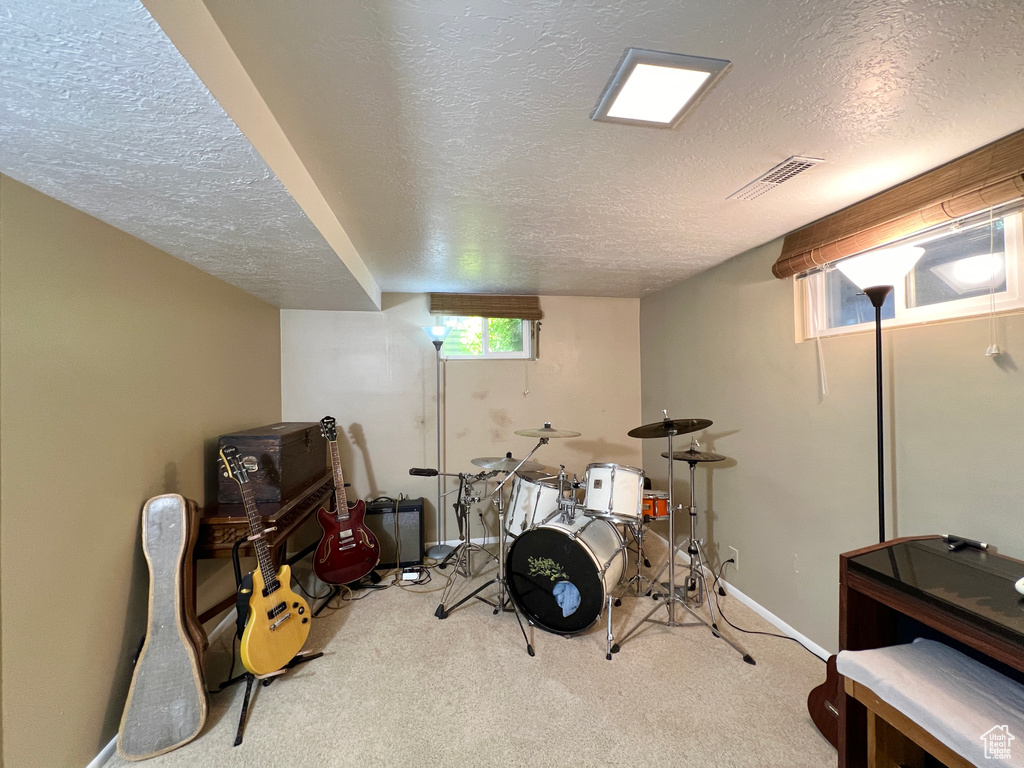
[
  {"x1": 661, "y1": 449, "x2": 727, "y2": 463},
  {"x1": 514, "y1": 422, "x2": 581, "y2": 439},
  {"x1": 628, "y1": 418, "x2": 712, "y2": 439},
  {"x1": 471, "y1": 456, "x2": 545, "y2": 473}
]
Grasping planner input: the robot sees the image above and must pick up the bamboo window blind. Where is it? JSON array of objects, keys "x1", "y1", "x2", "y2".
[
  {"x1": 429, "y1": 293, "x2": 544, "y2": 320},
  {"x1": 772, "y1": 128, "x2": 1024, "y2": 280}
]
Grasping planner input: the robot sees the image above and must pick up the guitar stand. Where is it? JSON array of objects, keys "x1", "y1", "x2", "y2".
[{"x1": 223, "y1": 539, "x2": 324, "y2": 747}]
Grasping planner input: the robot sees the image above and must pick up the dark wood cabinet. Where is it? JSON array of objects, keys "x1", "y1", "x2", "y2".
[{"x1": 217, "y1": 421, "x2": 327, "y2": 503}]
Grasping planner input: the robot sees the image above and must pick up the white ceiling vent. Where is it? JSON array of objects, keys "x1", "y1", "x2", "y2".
[{"x1": 728, "y1": 156, "x2": 824, "y2": 201}]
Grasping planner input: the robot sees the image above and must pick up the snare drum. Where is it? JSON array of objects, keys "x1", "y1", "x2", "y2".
[
  {"x1": 505, "y1": 472, "x2": 561, "y2": 536},
  {"x1": 641, "y1": 491, "x2": 669, "y2": 519},
  {"x1": 506, "y1": 514, "x2": 625, "y2": 635},
  {"x1": 582, "y1": 463, "x2": 645, "y2": 523}
]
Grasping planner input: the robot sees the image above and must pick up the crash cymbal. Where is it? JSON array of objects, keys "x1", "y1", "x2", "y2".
[
  {"x1": 628, "y1": 418, "x2": 712, "y2": 439},
  {"x1": 661, "y1": 449, "x2": 727, "y2": 463},
  {"x1": 514, "y1": 422, "x2": 581, "y2": 439},
  {"x1": 471, "y1": 455, "x2": 545, "y2": 473}
]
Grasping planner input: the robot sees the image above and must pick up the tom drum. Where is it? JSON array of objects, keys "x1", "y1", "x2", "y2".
[
  {"x1": 505, "y1": 472, "x2": 561, "y2": 537},
  {"x1": 583, "y1": 463, "x2": 645, "y2": 523}
]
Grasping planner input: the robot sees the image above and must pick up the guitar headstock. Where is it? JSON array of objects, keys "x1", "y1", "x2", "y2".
[
  {"x1": 320, "y1": 416, "x2": 338, "y2": 442},
  {"x1": 219, "y1": 444, "x2": 248, "y2": 487}
]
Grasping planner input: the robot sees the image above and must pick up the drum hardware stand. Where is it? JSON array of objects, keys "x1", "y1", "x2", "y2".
[
  {"x1": 434, "y1": 468, "x2": 535, "y2": 656},
  {"x1": 618, "y1": 519, "x2": 656, "y2": 598},
  {"x1": 434, "y1": 470, "x2": 497, "y2": 581},
  {"x1": 613, "y1": 415, "x2": 755, "y2": 665}
]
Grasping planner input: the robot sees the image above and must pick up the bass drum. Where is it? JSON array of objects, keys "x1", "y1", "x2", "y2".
[{"x1": 506, "y1": 514, "x2": 625, "y2": 636}]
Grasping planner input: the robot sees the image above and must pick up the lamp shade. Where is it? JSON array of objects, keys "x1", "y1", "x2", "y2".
[
  {"x1": 422, "y1": 325, "x2": 452, "y2": 344},
  {"x1": 835, "y1": 245, "x2": 925, "y2": 291}
]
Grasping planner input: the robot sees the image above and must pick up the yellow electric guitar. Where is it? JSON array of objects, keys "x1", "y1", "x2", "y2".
[{"x1": 219, "y1": 444, "x2": 311, "y2": 676}]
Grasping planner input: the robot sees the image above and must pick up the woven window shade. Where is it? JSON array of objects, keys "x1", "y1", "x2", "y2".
[
  {"x1": 429, "y1": 293, "x2": 543, "y2": 320},
  {"x1": 773, "y1": 128, "x2": 1024, "y2": 279}
]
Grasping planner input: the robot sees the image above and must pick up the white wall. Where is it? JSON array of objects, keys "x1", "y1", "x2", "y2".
[
  {"x1": 639, "y1": 238, "x2": 1024, "y2": 654},
  {"x1": 281, "y1": 294, "x2": 642, "y2": 545}
]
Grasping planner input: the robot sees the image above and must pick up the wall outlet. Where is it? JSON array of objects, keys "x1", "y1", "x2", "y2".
[{"x1": 728, "y1": 546, "x2": 739, "y2": 571}]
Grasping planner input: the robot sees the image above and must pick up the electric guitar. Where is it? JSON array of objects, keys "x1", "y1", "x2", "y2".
[
  {"x1": 312, "y1": 416, "x2": 380, "y2": 584},
  {"x1": 219, "y1": 445, "x2": 310, "y2": 677}
]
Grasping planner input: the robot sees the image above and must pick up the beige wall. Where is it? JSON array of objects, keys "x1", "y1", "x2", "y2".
[
  {"x1": 0, "y1": 177, "x2": 282, "y2": 767},
  {"x1": 281, "y1": 294, "x2": 642, "y2": 545},
  {"x1": 639, "y1": 238, "x2": 1024, "y2": 654}
]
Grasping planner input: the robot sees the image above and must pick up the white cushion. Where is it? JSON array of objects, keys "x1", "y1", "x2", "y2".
[{"x1": 837, "y1": 638, "x2": 1024, "y2": 767}]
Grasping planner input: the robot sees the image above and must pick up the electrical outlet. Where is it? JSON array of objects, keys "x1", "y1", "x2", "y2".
[{"x1": 728, "y1": 546, "x2": 739, "y2": 571}]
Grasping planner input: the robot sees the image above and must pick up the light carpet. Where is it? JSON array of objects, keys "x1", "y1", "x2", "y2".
[{"x1": 104, "y1": 542, "x2": 837, "y2": 767}]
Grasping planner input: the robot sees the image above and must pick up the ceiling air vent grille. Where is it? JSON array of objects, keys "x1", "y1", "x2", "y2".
[{"x1": 728, "y1": 156, "x2": 824, "y2": 201}]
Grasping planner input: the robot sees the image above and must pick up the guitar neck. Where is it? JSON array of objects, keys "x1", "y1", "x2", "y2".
[
  {"x1": 239, "y1": 483, "x2": 280, "y2": 592},
  {"x1": 328, "y1": 440, "x2": 350, "y2": 513}
]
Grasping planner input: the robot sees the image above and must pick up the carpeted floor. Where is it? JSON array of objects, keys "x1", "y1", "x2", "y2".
[{"x1": 104, "y1": 538, "x2": 837, "y2": 767}]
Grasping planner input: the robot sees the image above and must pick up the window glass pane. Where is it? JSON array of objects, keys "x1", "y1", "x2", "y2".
[
  {"x1": 799, "y1": 209, "x2": 1023, "y2": 340},
  {"x1": 825, "y1": 269, "x2": 895, "y2": 328},
  {"x1": 908, "y1": 219, "x2": 1006, "y2": 308},
  {"x1": 442, "y1": 316, "x2": 483, "y2": 355},
  {"x1": 487, "y1": 317, "x2": 524, "y2": 352}
]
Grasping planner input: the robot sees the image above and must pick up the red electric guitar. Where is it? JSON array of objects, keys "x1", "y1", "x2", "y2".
[{"x1": 312, "y1": 416, "x2": 380, "y2": 584}]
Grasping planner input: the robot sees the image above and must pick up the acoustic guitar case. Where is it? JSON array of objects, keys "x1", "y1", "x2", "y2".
[{"x1": 117, "y1": 494, "x2": 208, "y2": 761}]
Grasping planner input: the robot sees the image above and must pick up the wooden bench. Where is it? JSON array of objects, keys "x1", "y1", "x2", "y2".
[{"x1": 838, "y1": 639, "x2": 1024, "y2": 768}]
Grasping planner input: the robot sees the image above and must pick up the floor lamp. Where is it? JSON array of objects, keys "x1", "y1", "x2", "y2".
[
  {"x1": 836, "y1": 244, "x2": 924, "y2": 543},
  {"x1": 423, "y1": 325, "x2": 453, "y2": 559}
]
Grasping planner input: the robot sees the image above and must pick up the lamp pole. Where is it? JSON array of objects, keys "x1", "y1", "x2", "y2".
[
  {"x1": 423, "y1": 327, "x2": 453, "y2": 560},
  {"x1": 836, "y1": 244, "x2": 923, "y2": 544},
  {"x1": 864, "y1": 285, "x2": 893, "y2": 544}
]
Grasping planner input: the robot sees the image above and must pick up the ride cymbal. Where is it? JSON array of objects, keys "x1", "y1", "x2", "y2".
[
  {"x1": 471, "y1": 456, "x2": 545, "y2": 473},
  {"x1": 627, "y1": 418, "x2": 712, "y2": 439},
  {"x1": 660, "y1": 449, "x2": 726, "y2": 463},
  {"x1": 514, "y1": 422, "x2": 581, "y2": 439}
]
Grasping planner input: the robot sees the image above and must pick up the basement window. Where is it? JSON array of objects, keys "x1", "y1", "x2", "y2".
[
  {"x1": 797, "y1": 207, "x2": 1024, "y2": 340},
  {"x1": 439, "y1": 316, "x2": 535, "y2": 360}
]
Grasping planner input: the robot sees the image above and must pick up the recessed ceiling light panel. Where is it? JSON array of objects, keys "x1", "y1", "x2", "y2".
[{"x1": 591, "y1": 48, "x2": 731, "y2": 128}]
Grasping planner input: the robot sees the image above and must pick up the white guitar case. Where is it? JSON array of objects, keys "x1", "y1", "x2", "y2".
[{"x1": 117, "y1": 494, "x2": 208, "y2": 760}]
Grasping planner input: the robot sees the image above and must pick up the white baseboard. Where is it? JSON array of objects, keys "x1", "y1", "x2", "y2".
[
  {"x1": 432, "y1": 534, "x2": 499, "y2": 549},
  {"x1": 646, "y1": 531, "x2": 831, "y2": 661},
  {"x1": 715, "y1": 577, "x2": 831, "y2": 661},
  {"x1": 87, "y1": 736, "x2": 117, "y2": 768}
]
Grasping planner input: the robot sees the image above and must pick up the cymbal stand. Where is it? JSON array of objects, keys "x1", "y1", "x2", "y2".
[
  {"x1": 613, "y1": 419, "x2": 754, "y2": 665},
  {"x1": 434, "y1": 468, "x2": 535, "y2": 656}
]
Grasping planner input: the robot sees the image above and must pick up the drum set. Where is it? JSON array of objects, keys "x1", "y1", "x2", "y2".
[{"x1": 414, "y1": 416, "x2": 754, "y2": 665}]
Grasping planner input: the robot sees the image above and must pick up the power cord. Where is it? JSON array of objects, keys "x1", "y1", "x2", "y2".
[{"x1": 712, "y1": 559, "x2": 825, "y2": 663}]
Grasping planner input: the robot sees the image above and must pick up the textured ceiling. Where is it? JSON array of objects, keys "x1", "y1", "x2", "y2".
[
  {"x1": 4, "y1": 1, "x2": 1024, "y2": 308},
  {"x1": 0, "y1": 0, "x2": 378, "y2": 311}
]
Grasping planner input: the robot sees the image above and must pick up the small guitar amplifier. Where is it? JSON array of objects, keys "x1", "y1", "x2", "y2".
[{"x1": 364, "y1": 497, "x2": 424, "y2": 568}]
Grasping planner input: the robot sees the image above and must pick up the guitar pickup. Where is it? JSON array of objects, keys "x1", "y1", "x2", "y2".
[
  {"x1": 338, "y1": 529, "x2": 356, "y2": 551},
  {"x1": 269, "y1": 612, "x2": 292, "y2": 631},
  {"x1": 267, "y1": 602, "x2": 286, "y2": 620}
]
